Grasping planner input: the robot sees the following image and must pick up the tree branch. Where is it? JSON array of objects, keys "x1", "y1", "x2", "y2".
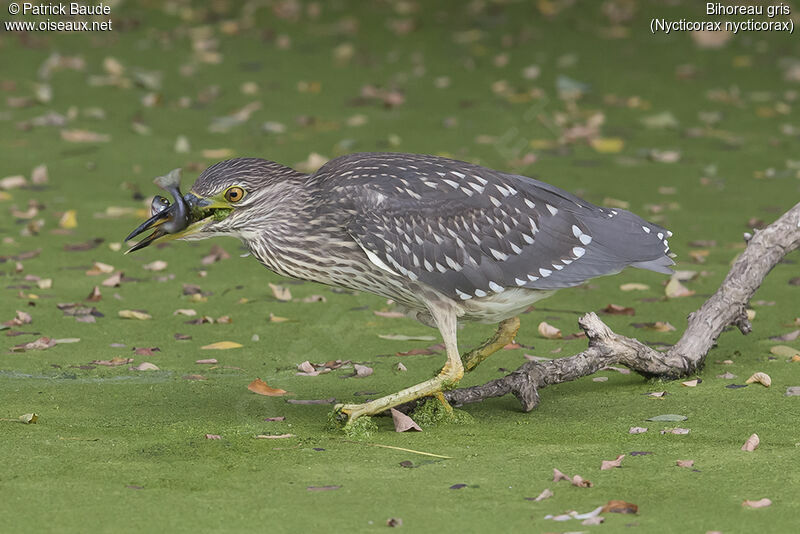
[{"x1": 444, "y1": 201, "x2": 800, "y2": 411}]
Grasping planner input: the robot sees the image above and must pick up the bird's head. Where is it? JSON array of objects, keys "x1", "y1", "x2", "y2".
[{"x1": 124, "y1": 158, "x2": 306, "y2": 253}]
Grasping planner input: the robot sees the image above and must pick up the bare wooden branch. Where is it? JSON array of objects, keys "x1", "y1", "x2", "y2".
[{"x1": 444, "y1": 201, "x2": 800, "y2": 410}]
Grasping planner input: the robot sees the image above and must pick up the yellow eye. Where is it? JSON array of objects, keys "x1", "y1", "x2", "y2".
[{"x1": 224, "y1": 186, "x2": 245, "y2": 203}]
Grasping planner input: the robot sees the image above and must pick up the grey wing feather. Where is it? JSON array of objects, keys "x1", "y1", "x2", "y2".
[{"x1": 315, "y1": 153, "x2": 674, "y2": 301}]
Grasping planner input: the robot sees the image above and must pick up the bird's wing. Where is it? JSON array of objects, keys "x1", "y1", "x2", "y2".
[{"x1": 314, "y1": 153, "x2": 673, "y2": 301}]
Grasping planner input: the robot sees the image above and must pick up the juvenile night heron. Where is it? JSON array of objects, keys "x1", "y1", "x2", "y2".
[{"x1": 125, "y1": 153, "x2": 674, "y2": 425}]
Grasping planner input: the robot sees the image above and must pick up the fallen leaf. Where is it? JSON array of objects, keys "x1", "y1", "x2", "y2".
[
  {"x1": 269, "y1": 283, "x2": 292, "y2": 301},
  {"x1": 353, "y1": 364, "x2": 373, "y2": 377},
  {"x1": 93, "y1": 357, "x2": 133, "y2": 366},
  {"x1": 30, "y1": 165, "x2": 48, "y2": 184},
  {"x1": 143, "y1": 260, "x2": 168, "y2": 271},
  {"x1": 3, "y1": 310, "x2": 32, "y2": 326},
  {"x1": 263, "y1": 416, "x2": 286, "y2": 422},
  {"x1": 600, "y1": 454, "x2": 625, "y2": 470},
  {"x1": 269, "y1": 313, "x2": 290, "y2": 323},
  {"x1": 660, "y1": 428, "x2": 690, "y2": 435},
  {"x1": 101, "y1": 272, "x2": 123, "y2": 287},
  {"x1": 61, "y1": 129, "x2": 111, "y2": 143},
  {"x1": 86, "y1": 286, "x2": 102, "y2": 301},
  {"x1": 770, "y1": 330, "x2": 800, "y2": 342},
  {"x1": 745, "y1": 372, "x2": 771, "y2": 387},
  {"x1": 59, "y1": 210, "x2": 78, "y2": 229},
  {"x1": 196, "y1": 359, "x2": 218, "y2": 364},
  {"x1": 201, "y1": 244, "x2": 230, "y2": 265},
  {"x1": 741, "y1": 433, "x2": 760, "y2": 451},
  {"x1": 645, "y1": 321, "x2": 677, "y2": 332},
  {"x1": 629, "y1": 427, "x2": 648, "y2": 434},
  {"x1": 552, "y1": 468, "x2": 570, "y2": 482},
  {"x1": 174, "y1": 309, "x2": 197, "y2": 316},
  {"x1": 602, "y1": 303, "x2": 635, "y2": 315},
  {"x1": 19, "y1": 413, "x2": 38, "y2": 424},
  {"x1": 538, "y1": 321, "x2": 562, "y2": 339},
  {"x1": 665, "y1": 277, "x2": 695, "y2": 298},
  {"x1": 131, "y1": 362, "x2": 159, "y2": 371},
  {"x1": 374, "y1": 310, "x2": 406, "y2": 319},
  {"x1": 682, "y1": 379, "x2": 700, "y2": 387},
  {"x1": 647, "y1": 414, "x2": 687, "y2": 422},
  {"x1": 386, "y1": 518, "x2": 403, "y2": 528},
  {"x1": 391, "y1": 408, "x2": 422, "y2": 432},
  {"x1": 201, "y1": 341, "x2": 242, "y2": 350},
  {"x1": 205, "y1": 434, "x2": 222, "y2": 440},
  {"x1": 532, "y1": 488, "x2": 553, "y2": 502},
  {"x1": 118, "y1": 310, "x2": 151, "y2": 320},
  {"x1": 286, "y1": 398, "x2": 336, "y2": 405},
  {"x1": 582, "y1": 516, "x2": 605, "y2": 526},
  {"x1": 132, "y1": 347, "x2": 159, "y2": 356},
  {"x1": 590, "y1": 137, "x2": 624, "y2": 153},
  {"x1": 247, "y1": 378, "x2": 289, "y2": 396},
  {"x1": 10, "y1": 337, "x2": 57, "y2": 352},
  {"x1": 601, "y1": 500, "x2": 639, "y2": 514},
  {"x1": 593, "y1": 377, "x2": 608, "y2": 382},
  {"x1": 676, "y1": 460, "x2": 695, "y2": 468},
  {"x1": 301, "y1": 294, "x2": 327, "y2": 303},
  {"x1": 183, "y1": 374, "x2": 207, "y2": 380},
  {"x1": 396, "y1": 362, "x2": 407, "y2": 371},
  {"x1": 742, "y1": 498, "x2": 772, "y2": 509},
  {"x1": 717, "y1": 372, "x2": 736, "y2": 379},
  {"x1": 786, "y1": 387, "x2": 800, "y2": 396},
  {"x1": 620, "y1": 283, "x2": 650, "y2": 291},
  {"x1": 255, "y1": 434, "x2": 295, "y2": 439}
]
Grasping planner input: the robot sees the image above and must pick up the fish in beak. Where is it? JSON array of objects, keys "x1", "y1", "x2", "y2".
[{"x1": 124, "y1": 169, "x2": 229, "y2": 253}]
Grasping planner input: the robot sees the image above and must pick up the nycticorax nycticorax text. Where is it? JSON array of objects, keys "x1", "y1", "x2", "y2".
[{"x1": 125, "y1": 153, "x2": 674, "y2": 426}]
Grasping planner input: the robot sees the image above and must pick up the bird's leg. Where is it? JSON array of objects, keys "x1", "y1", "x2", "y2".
[
  {"x1": 334, "y1": 301, "x2": 462, "y2": 425},
  {"x1": 461, "y1": 316, "x2": 521, "y2": 373}
]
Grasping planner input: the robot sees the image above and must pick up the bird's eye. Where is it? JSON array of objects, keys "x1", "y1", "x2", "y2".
[{"x1": 224, "y1": 186, "x2": 245, "y2": 203}]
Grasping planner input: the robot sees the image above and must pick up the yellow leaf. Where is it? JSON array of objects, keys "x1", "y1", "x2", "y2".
[
  {"x1": 620, "y1": 283, "x2": 650, "y2": 291},
  {"x1": 201, "y1": 341, "x2": 243, "y2": 350},
  {"x1": 118, "y1": 310, "x2": 152, "y2": 320},
  {"x1": 590, "y1": 137, "x2": 624, "y2": 154},
  {"x1": 269, "y1": 283, "x2": 292, "y2": 302},
  {"x1": 269, "y1": 313, "x2": 290, "y2": 323},
  {"x1": 59, "y1": 209, "x2": 78, "y2": 229}
]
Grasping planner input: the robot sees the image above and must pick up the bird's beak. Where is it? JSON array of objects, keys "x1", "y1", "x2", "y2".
[{"x1": 124, "y1": 193, "x2": 231, "y2": 253}]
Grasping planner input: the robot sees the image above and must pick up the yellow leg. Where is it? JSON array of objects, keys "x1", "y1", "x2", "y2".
[
  {"x1": 334, "y1": 300, "x2": 462, "y2": 426},
  {"x1": 461, "y1": 316, "x2": 521, "y2": 372}
]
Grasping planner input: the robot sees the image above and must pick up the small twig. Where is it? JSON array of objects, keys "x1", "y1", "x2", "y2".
[{"x1": 342, "y1": 440, "x2": 453, "y2": 459}]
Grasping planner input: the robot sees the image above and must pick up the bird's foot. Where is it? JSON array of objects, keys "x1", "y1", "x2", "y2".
[
  {"x1": 329, "y1": 406, "x2": 378, "y2": 438},
  {"x1": 461, "y1": 316, "x2": 521, "y2": 372}
]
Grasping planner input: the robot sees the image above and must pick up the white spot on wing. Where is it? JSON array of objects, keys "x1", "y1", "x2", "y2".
[
  {"x1": 546, "y1": 204, "x2": 558, "y2": 216},
  {"x1": 474, "y1": 289, "x2": 487, "y2": 298},
  {"x1": 490, "y1": 248, "x2": 508, "y2": 261},
  {"x1": 488, "y1": 281, "x2": 504, "y2": 293},
  {"x1": 489, "y1": 196, "x2": 502, "y2": 207},
  {"x1": 527, "y1": 274, "x2": 539, "y2": 282},
  {"x1": 579, "y1": 234, "x2": 592, "y2": 245},
  {"x1": 524, "y1": 198, "x2": 536, "y2": 210},
  {"x1": 642, "y1": 226, "x2": 651, "y2": 234},
  {"x1": 572, "y1": 246, "x2": 585, "y2": 257},
  {"x1": 515, "y1": 278, "x2": 527, "y2": 286},
  {"x1": 539, "y1": 268, "x2": 552, "y2": 277}
]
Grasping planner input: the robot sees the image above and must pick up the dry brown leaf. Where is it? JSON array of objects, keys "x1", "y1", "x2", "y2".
[
  {"x1": 571, "y1": 475, "x2": 593, "y2": 488},
  {"x1": 552, "y1": 468, "x2": 570, "y2": 482},
  {"x1": 196, "y1": 359, "x2": 218, "y2": 365},
  {"x1": 601, "y1": 500, "x2": 639, "y2": 514},
  {"x1": 603, "y1": 303, "x2": 635, "y2": 315},
  {"x1": 247, "y1": 378, "x2": 289, "y2": 396},
  {"x1": 538, "y1": 321, "x2": 562, "y2": 339},
  {"x1": 174, "y1": 309, "x2": 197, "y2": 316},
  {"x1": 255, "y1": 433, "x2": 295, "y2": 439},
  {"x1": 660, "y1": 428, "x2": 690, "y2": 435},
  {"x1": 629, "y1": 427, "x2": 648, "y2": 434},
  {"x1": 742, "y1": 498, "x2": 772, "y2": 509},
  {"x1": 682, "y1": 379, "x2": 700, "y2": 387},
  {"x1": 205, "y1": 434, "x2": 222, "y2": 440},
  {"x1": 741, "y1": 433, "x2": 760, "y2": 451},
  {"x1": 533, "y1": 488, "x2": 553, "y2": 502},
  {"x1": 646, "y1": 391, "x2": 667, "y2": 398},
  {"x1": 717, "y1": 372, "x2": 736, "y2": 379},
  {"x1": 745, "y1": 372, "x2": 771, "y2": 387},
  {"x1": 86, "y1": 286, "x2": 102, "y2": 302},
  {"x1": 396, "y1": 362, "x2": 407, "y2": 372},
  {"x1": 269, "y1": 313, "x2": 290, "y2": 323},
  {"x1": 201, "y1": 341, "x2": 242, "y2": 350},
  {"x1": 665, "y1": 277, "x2": 695, "y2": 298},
  {"x1": 118, "y1": 310, "x2": 151, "y2": 320},
  {"x1": 648, "y1": 321, "x2": 676, "y2": 332},
  {"x1": 201, "y1": 244, "x2": 230, "y2": 265},
  {"x1": 10, "y1": 337, "x2": 57, "y2": 352},
  {"x1": 771, "y1": 330, "x2": 800, "y2": 342},
  {"x1": 600, "y1": 454, "x2": 625, "y2": 470},
  {"x1": 390, "y1": 408, "x2": 422, "y2": 432},
  {"x1": 676, "y1": 460, "x2": 695, "y2": 468}
]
